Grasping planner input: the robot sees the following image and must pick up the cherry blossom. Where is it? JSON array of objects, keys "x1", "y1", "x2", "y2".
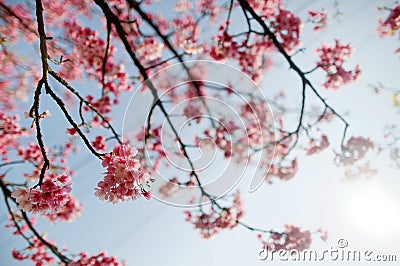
[
  {"x1": 271, "y1": 8, "x2": 303, "y2": 53},
  {"x1": 247, "y1": 0, "x2": 281, "y2": 17},
  {"x1": 306, "y1": 134, "x2": 329, "y2": 155},
  {"x1": 69, "y1": 251, "x2": 126, "y2": 266},
  {"x1": 377, "y1": 4, "x2": 400, "y2": 37},
  {"x1": 92, "y1": 136, "x2": 107, "y2": 151},
  {"x1": 185, "y1": 191, "x2": 243, "y2": 239},
  {"x1": 94, "y1": 144, "x2": 152, "y2": 203},
  {"x1": 12, "y1": 174, "x2": 73, "y2": 214},
  {"x1": 44, "y1": 196, "x2": 82, "y2": 223},
  {"x1": 377, "y1": 4, "x2": 400, "y2": 53},
  {"x1": 258, "y1": 224, "x2": 312, "y2": 252},
  {"x1": 0, "y1": 112, "x2": 29, "y2": 162},
  {"x1": 335, "y1": 136, "x2": 374, "y2": 167},
  {"x1": 0, "y1": 0, "x2": 394, "y2": 264},
  {"x1": 183, "y1": 100, "x2": 203, "y2": 123},
  {"x1": 11, "y1": 237, "x2": 57, "y2": 265},
  {"x1": 137, "y1": 37, "x2": 164, "y2": 63},
  {"x1": 315, "y1": 40, "x2": 361, "y2": 89},
  {"x1": 308, "y1": 8, "x2": 328, "y2": 32}
]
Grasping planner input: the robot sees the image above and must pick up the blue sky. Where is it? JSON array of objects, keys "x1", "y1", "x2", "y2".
[{"x1": 1, "y1": 0, "x2": 400, "y2": 265}]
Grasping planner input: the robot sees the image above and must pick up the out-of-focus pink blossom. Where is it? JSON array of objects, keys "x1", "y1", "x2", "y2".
[
  {"x1": 315, "y1": 40, "x2": 361, "y2": 89},
  {"x1": 185, "y1": 190, "x2": 243, "y2": 238},
  {"x1": 308, "y1": 8, "x2": 328, "y2": 31}
]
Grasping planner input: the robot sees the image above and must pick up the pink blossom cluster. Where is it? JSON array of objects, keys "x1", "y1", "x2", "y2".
[
  {"x1": 5, "y1": 213, "x2": 37, "y2": 236},
  {"x1": 209, "y1": 5, "x2": 301, "y2": 82},
  {"x1": 183, "y1": 100, "x2": 204, "y2": 123},
  {"x1": 271, "y1": 8, "x2": 303, "y2": 53},
  {"x1": 18, "y1": 142, "x2": 43, "y2": 163},
  {"x1": 158, "y1": 177, "x2": 182, "y2": 198},
  {"x1": 262, "y1": 133, "x2": 299, "y2": 183},
  {"x1": 78, "y1": 22, "x2": 131, "y2": 94},
  {"x1": 202, "y1": 123, "x2": 235, "y2": 158},
  {"x1": 0, "y1": 50, "x2": 19, "y2": 110},
  {"x1": 21, "y1": 140, "x2": 76, "y2": 184},
  {"x1": 174, "y1": 0, "x2": 192, "y2": 12},
  {"x1": 18, "y1": 141, "x2": 78, "y2": 185},
  {"x1": 197, "y1": 0, "x2": 221, "y2": 23},
  {"x1": 306, "y1": 134, "x2": 329, "y2": 155},
  {"x1": 308, "y1": 8, "x2": 328, "y2": 32},
  {"x1": 335, "y1": 136, "x2": 374, "y2": 167},
  {"x1": 315, "y1": 40, "x2": 361, "y2": 89},
  {"x1": 136, "y1": 36, "x2": 164, "y2": 63},
  {"x1": 377, "y1": 4, "x2": 400, "y2": 37},
  {"x1": 266, "y1": 158, "x2": 298, "y2": 183},
  {"x1": 62, "y1": 20, "x2": 109, "y2": 80},
  {"x1": 92, "y1": 136, "x2": 107, "y2": 151},
  {"x1": 0, "y1": 1, "x2": 35, "y2": 43},
  {"x1": 238, "y1": 42, "x2": 272, "y2": 83},
  {"x1": 7, "y1": 213, "x2": 63, "y2": 263},
  {"x1": 184, "y1": 191, "x2": 243, "y2": 239},
  {"x1": 378, "y1": 4, "x2": 400, "y2": 53},
  {"x1": 42, "y1": 0, "x2": 92, "y2": 26},
  {"x1": 258, "y1": 224, "x2": 312, "y2": 252},
  {"x1": 69, "y1": 251, "x2": 126, "y2": 266},
  {"x1": 84, "y1": 95, "x2": 114, "y2": 126},
  {"x1": 61, "y1": 20, "x2": 131, "y2": 125},
  {"x1": 0, "y1": 112, "x2": 29, "y2": 162},
  {"x1": 95, "y1": 144, "x2": 152, "y2": 203},
  {"x1": 11, "y1": 174, "x2": 73, "y2": 214},
  {"x1": 12, "y1": 237, "x2": 57, "y2": 265},
  {"x1": 136, "y1": 125, "x2": 167, "y2": 171},
  {"x1": 344, "y1": 163, "x2": 378, "y2": 179},
  {"x1": 240, "y1": 100, "x2": 275, "y2": 149},
  {"x1": 44, "y1": 197, "x2": 82, "y2": 223},
  {"x1": 247, "y1": 0, "x2": 281, "y2": 17},
  {"x1": 210, "y1": 26, "x2": 271, "y2": 83},
  {"x1": 170, "y1": 14, "x2": 205, "y2": 56}
]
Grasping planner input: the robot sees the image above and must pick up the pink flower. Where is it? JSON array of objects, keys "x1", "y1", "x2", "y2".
[
  {"x1": 185, "y1": 190, "x2": 243, "y2": 238},
  {"x1": 66, "y1": 128, "x2": 78, "y2": 135},
  {"x1": 136, "y1": 37, "x2": 164, "y2": 62},
  {"x1": 266, "y1": 159, "x2": 298, "y2": 182},
  {"x1": 271, "y1": 8, "x2": 303, "y2": 53},
  {"x1": 315, "y1": 40, "x2": 361, "y2": 89},
  {"x1": 377, "y1": 4, "x2": 400, "y2": 37},
  {"x1": 44, "y1": 197, "x2": 82, "y2": 223},
  {"x1": 308, "y1": 8, "x2": 328, "y2": 32},
  {"x1": 92, "y1": 136, "x2": 107, "y2": 151},
  {"x1": 11, "y1": 188, "x2": 32, "y2": 212},
  {"x1": 318, "y1": 228, "x2": 329, "y2": 241},
  {"x1": 306, "y1": 134, "x2": 329, "y2": 155},
  {"x1": 335, "y1": 136, "x2": 374, "y2": 166},
  {"x1": 11, "y1": 174, "x2": 73, "y2": 215},
  {"x1": 95, "y1": 144, "x2": 152, "y2": 203},
  {"x1": 69, "y1": 251, "x2": 126, "y2": 266},
  {"x1": 183, "y1": 101, "x2": 203, "y2": 123},
  {"x1": 259, "y1": 224, "x2": 312, "y2": 252}
]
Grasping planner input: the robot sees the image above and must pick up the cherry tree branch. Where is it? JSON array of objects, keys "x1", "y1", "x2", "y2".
[
  {"x1": 29, "y1": 0, "x2": 52, "y2": 187},
  {"x1": 101, "y1": 21, "x2": 112, "y2": 98},
  {"x1": 0, "y1": 178, "x2": 71, "y2": 263},
  {"x1": 46, "y1": 86, "x2": 104, "y2": 159},
  {"x1": 0, "y1": 2, "x2": 37, "y2": 35},
  {"x1": 238, "y1": 0, "x2": 350, "y2": 148},
  {"x1": 127, "y1": 0, "x2": 216, "y2": 128},
  {"x1": 0, "y1": 183, "x2": 33, "y2": 245},
  {"x1": 94, "y1": 0, "x2": 222, "y2": 208},
  {"x1": 48, "y1": 68, "x2": 123, "y2": 145}
]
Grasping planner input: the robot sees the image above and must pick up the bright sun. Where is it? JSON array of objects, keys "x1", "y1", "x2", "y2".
[{"x1": 347, "y1": 180, "x2": 400, "y2": 237}]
